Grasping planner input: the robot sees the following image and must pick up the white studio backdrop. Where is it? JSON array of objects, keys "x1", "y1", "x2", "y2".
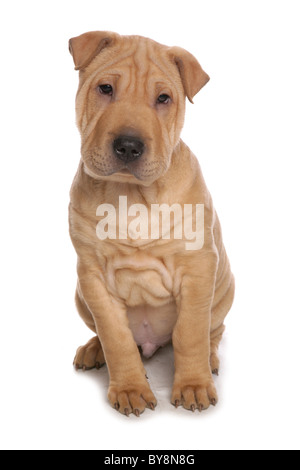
[{"x1": 0, "y1": 0, "x2": 300, "y2": 450}]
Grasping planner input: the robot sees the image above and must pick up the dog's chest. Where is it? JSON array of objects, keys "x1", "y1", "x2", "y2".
[
  {"x1": 104, "y1": 253, "x2": 178, "y2": 358},
  {"x1": 105, "y1": 253, "x2": 174, "y2": 308}
]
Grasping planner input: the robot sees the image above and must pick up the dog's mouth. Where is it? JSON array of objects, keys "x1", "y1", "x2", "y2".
[
  {"x1": 111, "y1": 167, "x2": 144, "y2": 181},
  {"x1": 83, "y1": 157, "x2": 143, "y2": 183},
  {"x1": 117, "y1": 169, "x2": 132, "y2": 175},
  {"x1": 84, "y1": 152, "x2": 143, "y2": 179},
  {"x1": 106, "y1": 166, "x2": 139, "y2": 179},
  {"x1": 83, "y1": 147, "x2": 167, "y2": 186}
]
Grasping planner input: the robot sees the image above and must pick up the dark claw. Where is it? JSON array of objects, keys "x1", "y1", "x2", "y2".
[
  {"x1": 114, "y1": 403, "x2": 120, "y2": 411},
  {"x1": 199, "y1": 404, "x2": 204, "y2": 412},
  {"x1": 191, "y1": 404, "x2": 196, "y2": 412},
  {"x1": 175, "y1": 399, "x2": 180, "y2": 409},
  {"x1": 95, "y1": 362, "x2": 101, "y2": 370},
  {"x1": 149, "y1": 402, "x2": 155, "y2": 411},
  {"x1": 212, "y1": 369, "x2": 219, "y2": 376},
  {"x1": 124, "y1": 408, "x2": 130, "y2": 417},
  {"x1": 134, "y1": 409, "x2": 140, "y2": 417},
  {"x1": 210, "y1": 398, "x2": 217, "y2": 406}
]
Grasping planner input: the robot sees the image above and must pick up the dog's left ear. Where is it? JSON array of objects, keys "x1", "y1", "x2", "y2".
[{"x1": 169, "y1": 47, "x2": 210, "y2": 103}]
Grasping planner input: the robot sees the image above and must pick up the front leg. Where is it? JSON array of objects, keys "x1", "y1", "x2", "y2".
[
  {"x1": 78, "y1": 263, "x2": 156, "y2": 416},
  {"x1": 172, "y1": 252, "x2": 218, "y2": 412}
]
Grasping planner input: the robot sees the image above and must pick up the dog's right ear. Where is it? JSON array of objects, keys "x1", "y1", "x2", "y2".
[{"x1": 69, "y1": 31, "x2": 117, "y2": 71}]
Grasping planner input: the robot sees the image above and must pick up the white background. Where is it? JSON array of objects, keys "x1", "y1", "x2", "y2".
[{"x1": 0, "y1": 0, "x2": 300, "y2": 451}]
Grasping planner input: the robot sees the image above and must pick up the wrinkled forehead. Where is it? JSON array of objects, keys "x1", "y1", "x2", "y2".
[{"x1": 78, "y1": 36, "x2": 183, "y2": 94}]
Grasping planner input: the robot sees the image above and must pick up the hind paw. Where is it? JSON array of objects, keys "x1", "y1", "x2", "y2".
[{"x1": 73, "y1": 336, "x2": 105, "y2": 371}]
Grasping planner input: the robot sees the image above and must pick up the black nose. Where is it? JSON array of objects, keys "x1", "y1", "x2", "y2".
[{"x1": 113, "y1": 136, "x2": 145, "y2": 163}]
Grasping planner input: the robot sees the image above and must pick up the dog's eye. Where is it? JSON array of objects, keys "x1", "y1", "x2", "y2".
[
  {"x1": 157, "y1": 94, "x2": 171, "y2": 104},
  {"x1": 99, "y1": 84, "x2": 113, "y2": 96}
]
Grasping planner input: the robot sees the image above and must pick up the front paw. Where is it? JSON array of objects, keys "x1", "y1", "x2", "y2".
[
  {"x1": 171, "y1": 378, "x2": 218, "y2": 412},
  {"x1": 108, "y1": 381, "x2": 157, "y2": 417}
]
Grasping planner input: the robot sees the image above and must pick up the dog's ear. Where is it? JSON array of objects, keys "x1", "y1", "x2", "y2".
[
  {"x1": 69, "y1": 31, "x2": 117, "y2": 71},
  {"x1": 169, "y1": 47, "x2": 210, "y2": 103}
]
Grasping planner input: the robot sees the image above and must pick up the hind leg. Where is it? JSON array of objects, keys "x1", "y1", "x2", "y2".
[
  {"x1": 210, "y1": 274, "x2": 235, "y2": 375},
  {"x1": 210, "y1": 324, "x2": 225, "y2": 376},
  {"x1": 73, "y1": 285, "x2": 106, "y2": 370}
]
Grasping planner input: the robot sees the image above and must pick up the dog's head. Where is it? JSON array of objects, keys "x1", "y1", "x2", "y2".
[{"x1": 69, "y1": 31, "x2": 209, "y2": 186}]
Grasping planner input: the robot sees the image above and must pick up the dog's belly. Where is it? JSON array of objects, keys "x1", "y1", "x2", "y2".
[
  {"x1": 128, "y1": 303, "x2": 177, "y2": 358},
  {"x1": 105, "y1": 255, "x2": 178, "y2": 357}
]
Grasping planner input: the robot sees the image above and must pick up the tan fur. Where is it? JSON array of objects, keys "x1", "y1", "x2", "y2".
[{"x1": 69, "y1": 32, "x2": 234, "y2": 416}]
